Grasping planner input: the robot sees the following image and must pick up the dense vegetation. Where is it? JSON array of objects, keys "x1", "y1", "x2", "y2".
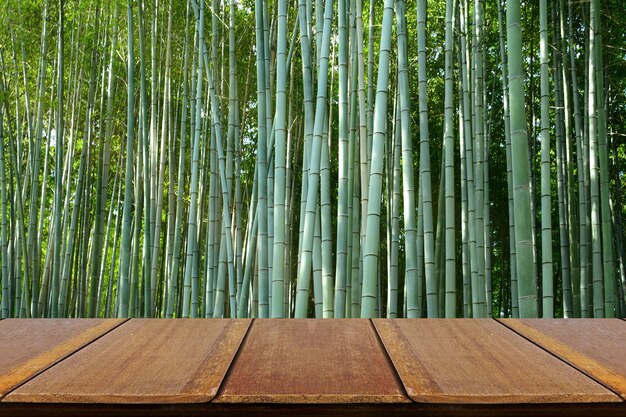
[{"x1": 0, "y1": 0, "x2": 625, "y2": 318}]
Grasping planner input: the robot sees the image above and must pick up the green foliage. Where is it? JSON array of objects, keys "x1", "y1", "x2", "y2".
[{"x1": 0, "y1": 0, "x2": 624, "y2": 318}]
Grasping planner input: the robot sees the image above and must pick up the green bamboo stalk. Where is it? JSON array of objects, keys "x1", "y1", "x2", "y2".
[
  {"x1": 366, "y1": 0, "x2": 375, "y2": 163},
  {"x1": 588, "y1": 0, "x2": 604, "y2": 317},
  {"x1": 334, "y1": 0, "x2": 349, "y2": 318},
  {"x1": 443, "y1": 0, "x2": 456, "y2": 318},
  {"x1": 57, "y1": 44, "x2": 84, "y2": 315},
  {"x1": 345, "y1": 19, "x2": 358, "y2": 317},
  {"x1": 182, "y1": 0, "x2": 206, "y2": 318},
  {"x1": 271, "y1": 0, "x2": 288, "y2": 318},
  {"x1": 149, "y1": 1, "x2": 173, "y2": 317},
  {"x1": 166, "y1": 0, "x2": 191, "y2": 318},
  {"x1": 161, "y1": 0, "x2": 176, "y2": 317},
  {"x1": 136, "y1": 0, "x2": 151, "y2": 318},
  {"x1": 483, "y1": 82, "x2": 493, "y2": 318},
  {"x1": 13, "y1": 1, "x2": 34, "y2": 152},
  {"x1": 395, "y1": 0, "x2": 418, "y2": 318},
  {"x1": 294, "y1": 0, "x2": 333, "y2": 318},
  {"x1": 355, "y1": 0, "x2": 369, "y2": 247},
  {"x1": 201, "y1": 89, "x2": 216, "y2": 318},
  {"x1": 350, "y1": 164, "x2": 361, "y2": 318},
  {"x1": 497, "y1": 0, "x2": 518, "y2": 318},
  {"x1": 130, "y1": 122, "x2": 145, "y2": 318},
  {"x1": 228, "y1": 0, "x2": 241, "y2": 317},
  {"x1": 88, "y1": 4, "x2": 118, "y2": 318},
  {"x1": 456, "y1": 8, "x2": 468, "y2": 317},
  {"x1": 507, "y1": 0, "x2": 538, "y2": 317},
  {"x1": 4, "y1": 108, "x2": 29, "y2": 317},
  {"x1": 117, "y1": 0, "x2": 137, "y2": 318},
  {"x1": 205, "y1": 16, "x2": 218, "y2": 320},
  {"x1": 569, "y1": 0, "x2": 586, "y2": 317},
  {"x1": 417, "y1": 177, "x2": 425, "y2": 317},
  {"x1": 473, "y1": 0, "x2": 487, "y2": 318},
  {"x1": 592, "y1": 0, "x2": 615, "y2": 317},
  {"x1": 435, "y1": 155, "x2": 446, "y2": 317},
  {"x1": 51, "y1": 0, "x2": 65, "y2": 318},
  {"x1": 320, "y1": 115, "x2": 333, "y2": 318},
  {"x1": 582, "y1": 31, "x2": 591, "y2": 317},
  {"x1": 295, "y1": 0, "x2": 315, "y2": 300},
  {"x1": 313, "y1": 206, "x2": 323, "y2": 318},
  {"x1": 230, "y1": 0, "x2": 244, "y2": 313},
  {"x1": 206, "y1": 58, "x2": 236, "y2": 319},
  {"x1": 539, "y1": 0, "x2": 553, "y2": 317},
  {"x1": 238, "y1": 198, "x2": 258, "y2": 318},
  {"x1": 254, "y1": 0, "x2": 270, "y2": 318},
  {"x1": 555, "y1": 66, "x2": 573, "y2": 317},
  {"x1": 314, "y1": 0, "x2": 322, "y2": 60},
  {"x1": 198, "y1": 97, "x2": 213, "y2": 319},
  {"x1": 558, "y1": 0, "x2": 579, "y2": 318},
  {"x1": 27, "y1": 0, "x2": 51, "y2": 318},
  {"x1": 59, "y1": 56, "x2": 96, "y2": 317},
  {"x1": 36, "y1": 107, "x2": 55, "y2": 316},
  {"x1": 0, "y1": 87, "x2": 7, "y2": 318},
  {"x1": 265, "y1": 3, "x2": 274, "y2": 300},
  {"x1": 97, "y1": 162, "x2": 122, "y2": 316},
  {"x1": 360, "y1": 0, "x2": 393, "y2": 318},
  {"x1": 478, "y1": 16, "x2": 489, "y2": 291},
  {"x1": 388, "y1": 94, "x2": 400, "y2": 318},
  {"x1": 148, "y1": 1, "x2": 158, "y2": 267},
  {"x1": 284, "y1": 65, "x2": 296, "y2": 318},
  {"x1": 460, "y1": 0, "x2": 477, "y2": 318},
  {"x1": 417, "y1": 0, "x2": 437, "y2": 317},
  {"x1": 458, "y1": 79, "x2": 470, "y2": 317},
  {"x1": 105, "y1": 197, "x2": 122, "y2": 318}
]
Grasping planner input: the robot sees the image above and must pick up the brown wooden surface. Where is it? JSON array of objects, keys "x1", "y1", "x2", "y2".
[
  {"x1": 373, "y1": 319, "x2": 621, "y2": 404},
  {"x1": 4, "y1": 319, "x2": 251, "y2": 404},
  {"x1": 215, "y1": 319, "x2": 409, "y2": 404},
  {"x1": 0, "y1": 319, "x2": 125, "y2": 399},
  {"x1": 500, "y1": 319, "x2": 626, "y2": 400}
]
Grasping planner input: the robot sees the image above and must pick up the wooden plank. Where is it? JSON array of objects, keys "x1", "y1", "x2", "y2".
[
  {"x1": 0, "y1": 319, "x2": 125, "y2": 399},
  {"x1": 373, "y1": 319, "x2": 620, "y2": 404},
  {"x1": 215, "y1": 319, "x2": 409, "y2": 404},
  {"x1": 500, "y1": 319, "x2": 626, "y2": 400},
  {"x1": 4, "y1": 319, "x2": 251, "y2": 404}
]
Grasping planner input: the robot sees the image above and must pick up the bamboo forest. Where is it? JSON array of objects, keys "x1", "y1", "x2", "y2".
[{"x1": 0, "y1": 0, "x2": 625, "y2": 320}]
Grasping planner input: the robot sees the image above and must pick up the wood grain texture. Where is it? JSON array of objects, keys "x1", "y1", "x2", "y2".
[
  {"x1": 4, "y1": 319, "x2": 251, "y2": 404},
  {"x1": 499, "y1": 319, "x2": 626, "y2": 400},
  {"x1": 215, "y1": 319, "x2": 410, "y2": 404},
  {"x1": 0, "y1": 319, "x2": 125, "y2": 399},
  {"x1": 373, "y1": 319, "x2": 620, "y2": 404}
]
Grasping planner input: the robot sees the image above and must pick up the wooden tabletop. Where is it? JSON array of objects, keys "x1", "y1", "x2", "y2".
[
  {"x1": 500, "y1": 319, "x2": 626, "y2": 400},
  {"x1": 1, "y1": 318, "x2": 625, "y2": 416},
  {"x1": 215, "y1": 319, "x2": 409, "y2": 403},
  {"x1": 373, "y1": 319, "x2": 619, "y2": 404},
  {"x1": 5, "y1": 319, "x2": 250, "y2": 404},
  {"x1": 0, "y1": 319, "x2": 125, "y2": 399}
]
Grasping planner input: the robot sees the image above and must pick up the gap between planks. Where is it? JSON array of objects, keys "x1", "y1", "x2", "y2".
[
  {"x1": 1, "y1": 319, "x2": 129, "y2": 401},
  {"x1": 495, "y1": 319, "x2": 626, "y2": 403},
  {"x1": 366, "y1": 318, "x2": 411, "y2": 402}
]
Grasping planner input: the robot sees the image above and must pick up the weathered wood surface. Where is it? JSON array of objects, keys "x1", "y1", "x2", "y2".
[
  {"x1": 500, "y1": 319, "x2": 626, "y2": 400},
  {"x1": 215, "y1": 319, "x2": 409, "y2": 404},
  {"x1": 4, "y1": 319, "x2": 251, "y2": 404},
  {"x1": 0, "y1": 319, "x2": 125, "y2": 399},
  {"x1": 1, "y1": 318, "x2": 625, "y2": 416},
  {"x1": 373, "y1": 319, "x2": 620, "y2": 404}
]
